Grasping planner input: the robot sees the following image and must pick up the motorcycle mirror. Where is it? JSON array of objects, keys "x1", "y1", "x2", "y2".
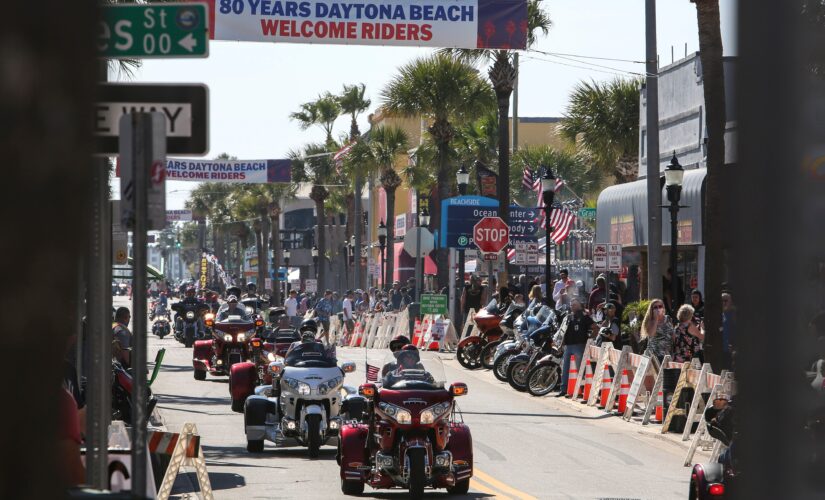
[
  {"x1": 449, "y1": 382, "x2": 468, "y2": 397},
  {"x1": 358, "y1": 383, "x2": 376, "y2": 399},
  {"x1": 341, "y1": 361, "x2": 356, "y2": 373},
  {"x1": 268, "y1": 361, "x2": 285, "y2": 377}
]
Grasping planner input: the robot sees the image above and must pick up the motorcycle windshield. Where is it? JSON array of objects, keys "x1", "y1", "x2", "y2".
[
  {"x1": 216, "y1": 304, "x2": 252, "y2": 322},
  {"x1": 381, "y1": 352, "x2": 446, "y2": 390},
  {"x1": 284, "y1": 342, "x2": 337, "y2": 368}
]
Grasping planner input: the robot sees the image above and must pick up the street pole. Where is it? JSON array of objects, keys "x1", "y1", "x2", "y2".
[
  {"x1": 541, "y1": 170, "x2": 557, "y2": 302},
  {"x1": 415, "y1": 191, "x2": 422, "y2": 304},
  {"x1": 354, "y1": 173, "x2": 362, "y2": 291},
  {"x1": 669, "y1": 203, "x2": 678, "y2": 312},
  {"x1": 645, "y1": 0, "x2": 663, "y2": 300}
]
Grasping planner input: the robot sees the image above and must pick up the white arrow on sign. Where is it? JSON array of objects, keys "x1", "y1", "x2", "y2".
[{"x1": 178, "y1": 33, "x2": 198, "y2": 53}]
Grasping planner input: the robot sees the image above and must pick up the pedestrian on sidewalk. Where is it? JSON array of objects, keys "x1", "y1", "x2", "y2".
[
  {"x1": 285, "y1": 289, "x2": 300, "y2": 328},
  {"x1": 690, "y1": 289, "x2": 705, "y2": 320},
  {"x1": 672, "y1": 304, "x2": 705, "y2": 363},
  {"x1": 460, "y1": 275, "x2": 486, "y2": 317},
  {"x1": 587, "y1": 274, "x2": 608, "y2": 312},
  {"x1": 342, "y1": 290, "x2": 355, "y2": 340},
  {"x1": 389, "y1": 281, "x2": 403, "y2": 310},
  {"x1": 558, "y1": 298, "x2": 596, "y2": 397},
  {"x1": 640, "y1": 299, "x2": 674, "y2": 362},
  {"x1": 314, "y1": 290, "x2": 334, "y2": 344}
]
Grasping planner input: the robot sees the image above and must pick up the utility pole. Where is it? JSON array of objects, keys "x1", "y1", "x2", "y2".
[{"x1": 645, "y1": 0, "x2": 663, "y2": 300}]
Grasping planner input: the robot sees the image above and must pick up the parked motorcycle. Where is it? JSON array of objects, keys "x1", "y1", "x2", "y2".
[
  {"x1": 478, "y1": 303, "x2": 524, "y2": 370},
  {"x1": 244, "y1": 340, "x2": 356, "y2": 457},
  {"x1": 455, "y1": 303, "x2": 505, "y2": 370},
  {"x1": 506, "y1": 320, "x2": 559, "y2": 392},
  {"x1": 525, "y1": 320, "x2": 565, "y2": 396},
  {"x1": 492, "y1": 305, "x2": 553, "y2": 382},
  {"x1": 172, "y1": 300, "x2": 210, "y2": 348},
  {"x1": 111, "y1": 349, "x2": 165, "y2": 424}
]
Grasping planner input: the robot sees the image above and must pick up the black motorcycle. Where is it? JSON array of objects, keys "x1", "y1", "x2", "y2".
[
  {"x1": 479, "y1": 304, "x2": 524, "y2": 370},
  {"x1": 506, "y1": 322, "x2": 559, "y2": 392},
  {"x1": 172, "y1": 301, "x2": 210, "y2": 348},
  {"x1": 111, "y1": 349, "x2": 164, "y2": 424}
]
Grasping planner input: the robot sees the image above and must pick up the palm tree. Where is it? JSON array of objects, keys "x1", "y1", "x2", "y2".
[
  {"x1": 338, "y1": 84, "x2": 372, "y2": 288},
  {"x1": 511, "y1": 146, "x2": 604, "y2": 202},
  {"x1": 382, "y1": 54, "x2": 495, "y2": 288},
  {"x1": 558, "y1": 78, "x2": 643, "y2": 183},
  {"x1": 229, "y1": 186, "x2": 271, "y2": 290},
  {"x1": 349, "y1": 126, "x2": 410, "y2": 288},
  {"x1": 691, "y1": 0, "x2": 726, "y2": 368},
  {"x1": 442, "y1": 0, "x2": 551, "y2": 226},
  {"x1": 290, "y1": 92, "x2": 342, "y2": 146}
]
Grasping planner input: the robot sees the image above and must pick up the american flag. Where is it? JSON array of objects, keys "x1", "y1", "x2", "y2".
[
  {"x1": 534, "y1": 176, "x2": 565, "y2": 229},
  {"x1": 545, "y1": 205, "x2": 576, "y2": 244},
  {"x1": 507, "y1": 247, "x2": 516, "y2": 263},
  {"x1": 522, "y1": 167, "x2": 536, "y2": 191},
  {"x1": 333, "y1": 141, "x2": 356, "y2": 164},
  {"x1": 366, "y1": 363, "x2": 380, "y2": 382}
]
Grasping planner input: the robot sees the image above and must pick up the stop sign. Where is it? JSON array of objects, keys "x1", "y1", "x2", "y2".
[{"x1": 473, "y1": 217, "x2": 510, "y2": 254}]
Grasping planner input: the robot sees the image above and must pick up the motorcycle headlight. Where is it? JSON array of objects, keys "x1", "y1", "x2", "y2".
[
  {"x1": 266, "y1": 352, "x2": 276, "y2": 362},
  {"x1": 420, "y1": 401, "x2": 452, "y2": 424},
  {"x1": 284, "y1": 377, "x2": 311, "y2": 395},
  {"x1": 317, "y1": 376, "x2": 343, "y2": 395},
  {"x1": 317, "y1": 383, "x2": 328, "y2": 395},
  {"x1": 186, "y1": 311, "x2": 195, "y2": 320},
  {"x1": 245, "y1": 306, "x2": 254, "y2": 315},
  {"x1": 223, "y1": 334, "x2": 232, "y2": 342},
  {"x1": 237, "y1": 333, "x2": 246, "y2": 342},
  {"x1": 378, "y1": 402, "x2": 411, "y2": 424}
]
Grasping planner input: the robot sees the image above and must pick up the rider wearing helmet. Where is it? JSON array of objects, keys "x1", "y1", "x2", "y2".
[
  {"x1": 382, "y1": 345, "x2": 433, "y2": 387},
  {"x1": 285, "y1": 319, "x2": 322, "y2": 357},
  {"x1": 243, "y1": 282, "x2": 258, "y2": 299},
  {"x1": 217, "y1": 295, "x2": 250, "y2": 321},
  {"x1": 381, "y1": 335, "x2": 412, "y2": 376},
  {"x1": 173, "y1": 286, "x2": 208, "y2": 337}
]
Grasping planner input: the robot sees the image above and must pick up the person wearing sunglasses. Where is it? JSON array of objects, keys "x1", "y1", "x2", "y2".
[{"x1": 640, "y1": 299, "x2": 674, "y2": 361}]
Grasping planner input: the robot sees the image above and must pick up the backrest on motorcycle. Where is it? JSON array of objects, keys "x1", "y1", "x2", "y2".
[{"x1": 529, "y1": 325, "x2": 555, "y2": 343}]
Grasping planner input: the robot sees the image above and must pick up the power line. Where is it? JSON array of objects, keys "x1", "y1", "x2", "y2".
[
  {"x1": 528, "y1": 48, "x2": 646, "y2": 65},
  {"x1": 522, "y1": 54, "x2": 647, "y2": 78}
]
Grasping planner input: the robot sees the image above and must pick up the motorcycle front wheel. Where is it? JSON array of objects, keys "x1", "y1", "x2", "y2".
[
  {"x1": 480, "y1": 341, "x2": 501, "y2": 370},
  {"x1": 184, "y1": 327, "x2": 194, "y2": 348},
  {"x1": 306, "y1": 414, "x2": 322, "y2": 458},
  {"x1": 507, "y1": 361, "x2": 529, "y2": 392},
  {"x1": 526, "y1": 364, "x2": 560, "y2": 396},
  {"x1": 407, "y1": 448, "x2": 426, "y2": 499},
  {"x1": 456, "y1": 342, "x2": 482, "y2": 370},
  {"x1": 493, "y1": 353, "x2": 514, "y2": 382}
]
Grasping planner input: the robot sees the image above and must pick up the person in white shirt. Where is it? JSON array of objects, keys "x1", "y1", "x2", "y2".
[
  {"x1": 342, "y1": 290, "x2": 355, "y2": 339},
  {"x1": 284, "y1": 290, "x2": 299, "y2": 328},
  {"x1": 552, "y1": 268, "x2": 571, "y2": 307}
]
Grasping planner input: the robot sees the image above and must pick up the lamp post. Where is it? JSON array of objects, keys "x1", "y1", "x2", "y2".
[
  {"x1": 455, "y1": 165, "x2": 469, "y2": 326},
  {"x1": 417, "y1": 206, "x2": 430, "y2": 304},
  {"x1": 311, "y1": 245, "x2": 319, "y2": 281},
  {"x1": 377, "y1": 220, "x2": 387, "y2": 291},
  {"x1": 664, "y1": 152, "x2": 685, "y2": 314},
  {"x1": 541, "y1": 168, "x2": 557, "y2": 295},
  {"x1": 283, "y1": 249, "x2": 291, "y2": 296}
]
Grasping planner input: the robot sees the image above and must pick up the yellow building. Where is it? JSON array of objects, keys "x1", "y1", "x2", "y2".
[{"x1": 363, "y1": 110, "x2": 566, "y2": 287}]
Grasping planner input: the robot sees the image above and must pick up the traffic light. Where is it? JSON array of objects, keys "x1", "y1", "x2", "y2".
[{"x1": 175, "y1": 241, "x2": 181, "y2": 249}]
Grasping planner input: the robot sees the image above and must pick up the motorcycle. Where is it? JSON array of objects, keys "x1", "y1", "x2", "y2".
[
  {"x1": 492, "y1": 305, "x2": 553, "y2": 382},
  {"x1": 338, "y1": 352, "x2": 473, "y2": 498},
  {"x1": 506, "y1": 319, "x2": 560, "y2": 392},
  {"x1": 478, "y1": 303, "x2": 524, "y2": 370},
  {"x1": 243, "y1": 341, "x2": 356, "y2": 457},
  {"x1": 455, "y1": 303, "x2": 505, "y2": 370},
  {"x1": 230, "y1": 327, "x2": 302, "y2": 411},
  {"x1": 111, "y1": 349, "x2": 165, "y2": 424},
  {"x1": 172, "y1": 300, "x2": 210, "y2": 347},
  {"x1": 689, "y1": 400, "x2": 736, "y2": 499},
  {"x1": 524, "y1": 321, "x2": 565, "y2": 396},
  {"x1": 193, "y1": 306, "x2": 262, "y2": 412},
  {"x1": 241, "y1": 297, "x2": 269, "y2": 337}
]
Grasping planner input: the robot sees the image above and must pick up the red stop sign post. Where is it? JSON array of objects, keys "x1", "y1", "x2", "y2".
[{"x1": 473, "y1": 217, "x2": 510, "y2": 255}]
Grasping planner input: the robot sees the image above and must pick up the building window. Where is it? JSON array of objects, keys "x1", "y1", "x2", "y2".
[{"x1": 610, "y1": 215, "x2": 635, "y2": 246}]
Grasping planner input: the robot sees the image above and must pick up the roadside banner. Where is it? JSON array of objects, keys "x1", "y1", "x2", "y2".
[
  {"x1": 205, "y1": 0, "x2": 528, "y2": 50},
  {"x1": 166, "y1": 209, "x2": 193, "y2": 222},
  {"x1": 165, "y1": 158, "x2": 291, "y2": 183}
]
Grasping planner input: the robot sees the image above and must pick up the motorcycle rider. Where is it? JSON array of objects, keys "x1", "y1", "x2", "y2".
[
  {"x1": 285, "y1": 319, "x2": 322, "y2": 356},
  {"x1": 382, "y1": 345, "x2": 433, "y2": 387},
  {"x1": 218, "y1": 295, "x2": 251, "y2": 321},
  {"x1": 112, "y1": 307, "x2": 132, "y2": 368},
  {"x1": 243, "y1": 282, "x2": 258, "y2": 299},
  {"x1": 173, "y1": 286, "x2": 207, "y2": 338},
  {"x1": 381, "y1": 335, "x2": 412, "y2": 376}
]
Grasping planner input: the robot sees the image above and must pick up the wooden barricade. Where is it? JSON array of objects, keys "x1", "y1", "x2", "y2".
[
  {"x1": 571, "y1": 340, "x2": 599, "y2": 401},
  {"x1": 622, "y1": 352, "x2": 658, "y2": 421},
  {"x1": 642, "y1": 357, "x2": 685, "y2": 425},
  {"x1": 662, "y1": 359, "x2": 708, "y2": 434},
  {"x1": 681, "y1": 369, "x2": 721, "y2": 441},
  {"x1": 684, "y1": 371, "x2": 736, "y2": 466},
  {"x1": 459, "y1": 309, "x2": 478, "y2": 341},
  {"x1": 156, "y1": 423, "x2": 213, "y2": 500}
]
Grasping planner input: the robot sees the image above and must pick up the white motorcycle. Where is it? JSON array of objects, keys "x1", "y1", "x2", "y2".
[{"x1": 244, "y1": 341, "x2": 357, "y2": 458}]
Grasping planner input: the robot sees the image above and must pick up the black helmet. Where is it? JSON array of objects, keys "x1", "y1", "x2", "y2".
[
  {"x1": 246, "y1": 281, "x2": 256, "y2": 289},
  {"x1": 299, "y1": 318, "x2": 319, "y2": 334},
  {"x1": 389, "y1": 335, "x2": 411, "y2": 353},
  {"x1": 396, "y1": 344, "x2": 420, "y2": 369}
]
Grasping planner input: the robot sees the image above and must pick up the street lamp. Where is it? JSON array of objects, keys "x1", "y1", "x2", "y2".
[
  {"x1": 283, "y1": 249, "x2": 291, "y2": 295},
  {"x1": 377, "y1": 219, "x2": 387, "y2": 291},
  {"x1": 455, "y1": 166, "x2": 469, "y2": 327},
  {"x1": 416, "y1": 206, "x2": 430, "y2": 303},
  {"x1": 665, "y1": 152, "x2": 685, "y2": 313},
  {"x1": 541, "y1": 168, "x2": 557, "y2": 296},
  {"x1": 311, "y1": 245, "x2": 319, "y2": 280}
]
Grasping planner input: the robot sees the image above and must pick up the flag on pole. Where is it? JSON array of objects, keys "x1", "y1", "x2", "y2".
[
  {"x1": 545, "y1": 206, "x2": 576, "y2": 244},
  {"x1": 366, "y1": 363, "x2": 380, "y2": 382},
  {"x1": 522, "y1": 167, "x2": 535, "y2": 191}
]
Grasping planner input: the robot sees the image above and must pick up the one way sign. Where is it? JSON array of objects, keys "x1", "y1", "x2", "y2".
[{"x1": 95, "y1": 83, "x2": 208, "y2": 156}]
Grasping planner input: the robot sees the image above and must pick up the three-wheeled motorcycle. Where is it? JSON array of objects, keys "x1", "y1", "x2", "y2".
[{"x1": 338, "y1": 349, "x2": 473, "y2": 498}]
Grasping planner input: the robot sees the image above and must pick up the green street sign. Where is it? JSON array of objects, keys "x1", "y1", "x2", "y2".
[
  {"x1": 421, "y1": 294, "x2": 449, "y2": 316},
  {"x1": 99, "y1": 3, "x2": 209, "y2": 59},
  {"x1": 579, "y1": 207, "x2": 597, "y2": 220}
]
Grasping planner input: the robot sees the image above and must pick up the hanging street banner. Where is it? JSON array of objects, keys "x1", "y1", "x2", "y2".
[
  {"x1": 166, "y1": 209, "x2": 193, "y2": 222},
  {"x1": 204, "y1": 0, "x2": 528, "y2": 49},
  {"x1": 165, "y1": 158, "x2": 291, "y2": 182}
]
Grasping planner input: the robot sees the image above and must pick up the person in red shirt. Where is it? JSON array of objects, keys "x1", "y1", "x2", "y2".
[{"x1": 58, "y1": 386, "x2": 84, "y2": 487}]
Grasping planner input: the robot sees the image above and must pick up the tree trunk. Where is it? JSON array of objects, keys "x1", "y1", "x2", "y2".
[
  {"x1": 435, "y1": 141, "x2": 452, "y2": 290},
  {"x1": 694, "y1": 0, "x2": 726, "y2": 369},
  {"x1": 385, "y1": 188, "x2": 397, "y2": 287},
  {"x1": 491, "y1": 50, "x2": 516, "y2": 289},
  {"x1": 258, "y1": 216, "x2": 269, "y2": 292},
  {"x1": 316, "y1": 199, "x2": 327, "y2": 289},
  {"x1": 270, "y1": 212, "x2": 281, "y2": 305}
]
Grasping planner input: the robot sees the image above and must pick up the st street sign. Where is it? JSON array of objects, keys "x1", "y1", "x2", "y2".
[
  {"x1": 99, "y1": 3, "x2": 209, "y2": 59},
  {"x1": 95, "y1": 83, "x2": 208, "y2": 155}
]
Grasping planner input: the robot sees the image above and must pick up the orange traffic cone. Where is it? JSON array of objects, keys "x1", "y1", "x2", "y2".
[
  {"x1": 598, "y1": 366, "x2": 613, "y2": 409},
  {"x1": 566, "y1": 355, "x2": 578, "y2": 397},
  {"x1": 617, "y1": 370, "x2": 631, "y2": 414},
  {"x1": 654, "y1": 389, "x2": 664, "y2": 422},
  {"x1": 582, "y1": 362, "x2": 594, "y2": 401}
]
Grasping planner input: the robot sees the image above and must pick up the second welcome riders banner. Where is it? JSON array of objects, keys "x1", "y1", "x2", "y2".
[{"x1": 202, "y1": 0, "x2": 528, "y2": 49}]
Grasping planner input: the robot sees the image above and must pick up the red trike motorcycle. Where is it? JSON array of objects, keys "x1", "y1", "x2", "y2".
[{"x1": 338, "y1": 349, "x2": 473, "y2": 498}]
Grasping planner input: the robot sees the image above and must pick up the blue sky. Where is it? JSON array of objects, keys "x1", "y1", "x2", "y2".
[{"x1": 116, "y1": 0, "x2": 737, "y2": 209}]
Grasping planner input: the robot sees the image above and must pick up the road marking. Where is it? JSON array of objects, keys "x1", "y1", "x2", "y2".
[
  {"x1": 474, "y1": 468, "x2": 538, "y2": 500},
  {"x1": 471, "y1": 478, "x2": 514, "y2": 499}
]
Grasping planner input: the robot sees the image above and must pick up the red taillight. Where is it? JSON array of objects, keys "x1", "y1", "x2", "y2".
[
  {"x1": 708, "y1": 483, "x2": 725, "y2": 496},
  {"x1": 255, "y1": 319, "x2": 264, "y2": 327}
]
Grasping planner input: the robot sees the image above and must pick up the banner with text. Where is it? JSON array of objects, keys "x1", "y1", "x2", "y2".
[
  {"x1": 206, "y1": 0, "x2": 527, "y2": 49},
  {"x1": 165, "y1": 158, "x2": 291, "y2": 183}
]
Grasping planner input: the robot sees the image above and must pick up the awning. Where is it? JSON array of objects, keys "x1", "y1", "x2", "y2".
[
  {"x1": 595, "y1": 168, "x2": 706, "y2": 246},
  {"x1": 394, "y1": 242, "x2": 437, "y2": 282}
]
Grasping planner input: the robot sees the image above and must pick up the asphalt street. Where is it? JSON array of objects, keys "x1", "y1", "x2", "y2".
[{"x1": 124, "y1": 297, "x2": 693, "y2": 499}]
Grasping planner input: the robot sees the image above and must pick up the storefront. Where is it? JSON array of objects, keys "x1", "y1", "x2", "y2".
[{"x1": 595, "y1": 168, "x2": 706, "y2": 302}]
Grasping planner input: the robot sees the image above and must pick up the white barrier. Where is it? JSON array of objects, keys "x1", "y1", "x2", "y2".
[{"x1": 156, "y1": 423, "x2": 213, "y2": 500}]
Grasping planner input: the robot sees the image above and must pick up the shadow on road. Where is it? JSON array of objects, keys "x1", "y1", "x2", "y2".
[
  {"x1": 204, "y1": 444, "x2": 336, "y2": 461},
  {"x1": 170, "y1": 471, "x2": 245, "y2": 495},
  {"x1": 155, "y1": 394, "x2": 230, "y2": 406},
  {"x1": 460, "y1": 410, "x2": 613, "y2": 420},
  {"x1": 365, "y1": 492, "x2": 493, "y2": 499}
]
